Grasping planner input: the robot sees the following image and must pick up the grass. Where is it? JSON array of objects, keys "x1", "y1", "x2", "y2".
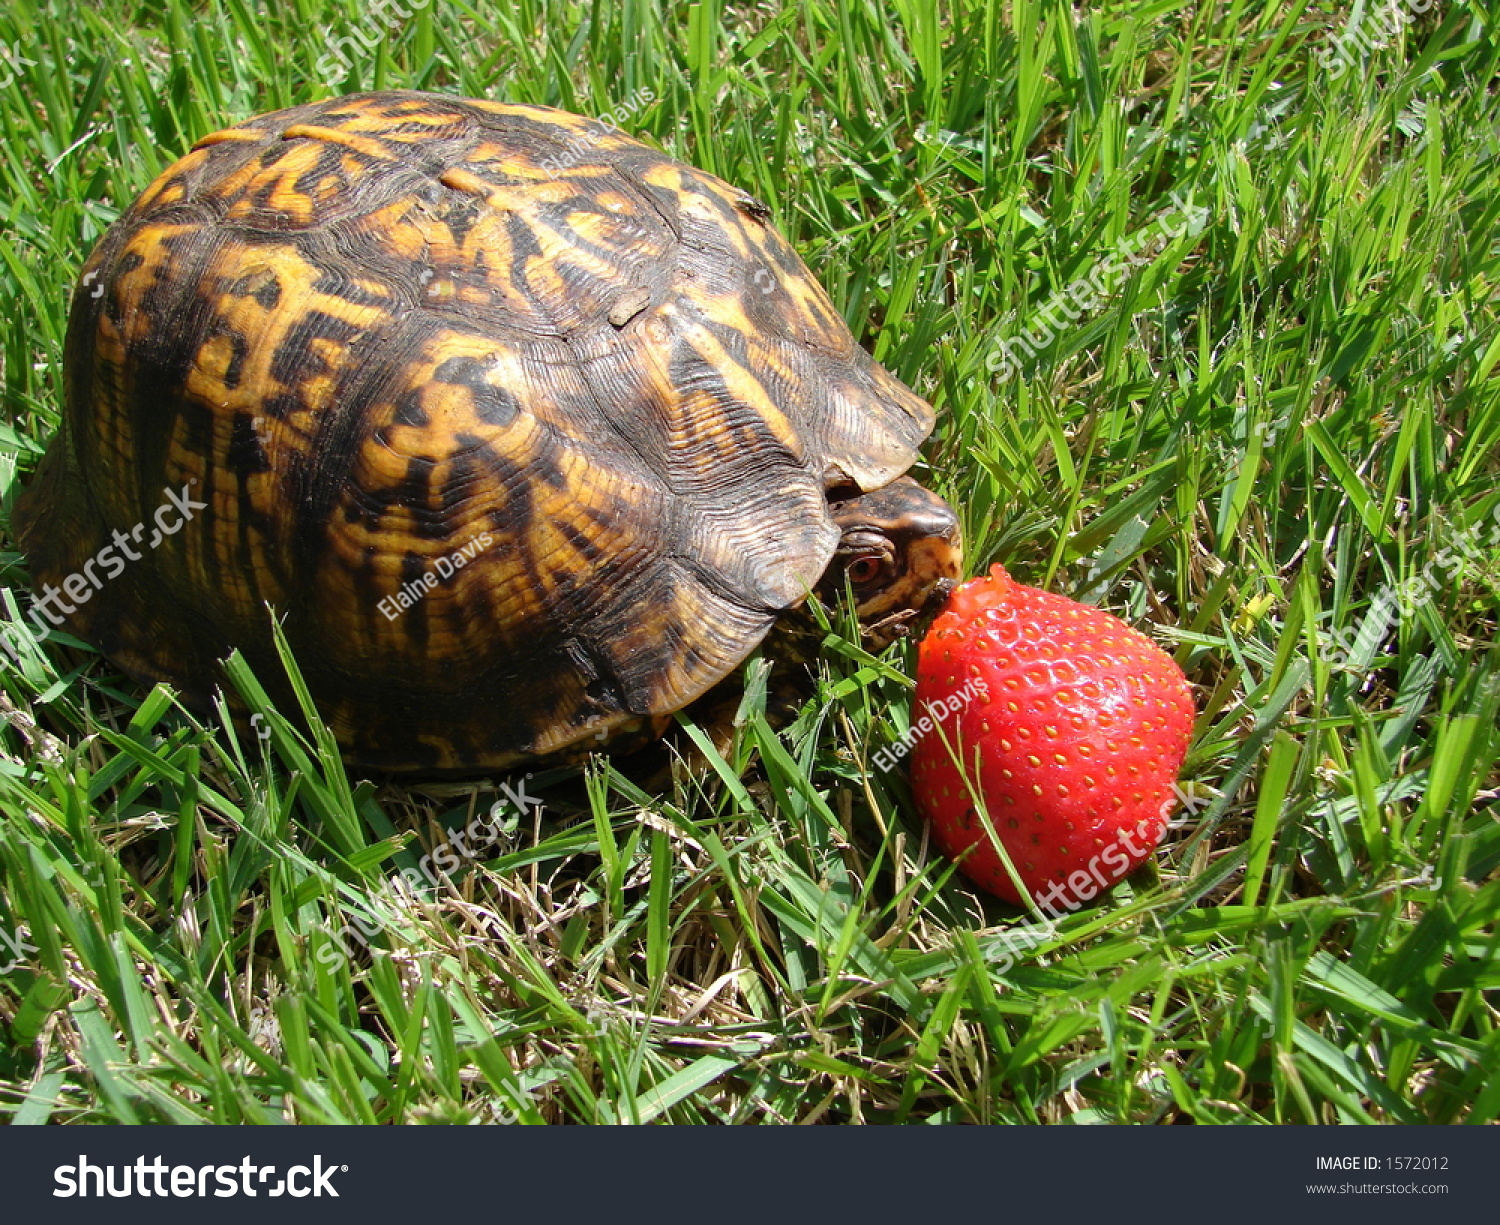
[{"x1": 0, "y1": 0, "x2": 1497, "y2": 1125}]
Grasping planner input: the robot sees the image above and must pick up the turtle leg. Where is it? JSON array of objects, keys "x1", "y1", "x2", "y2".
[
  {"x1": 672, "y1": 653, "x2": 813, "y2": 764},
  {"x1": 613, "y1": 652, "x2": 814, "y2": 795}
]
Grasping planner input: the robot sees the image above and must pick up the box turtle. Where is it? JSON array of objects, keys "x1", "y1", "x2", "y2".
[{"x1": 13, "y1": 90, "x2": 960, "y2": 772}]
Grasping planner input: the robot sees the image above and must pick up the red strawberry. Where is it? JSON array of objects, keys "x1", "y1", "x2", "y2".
[{"x1": 908, "y1": 564, "x2": 1194, "y2": 910}]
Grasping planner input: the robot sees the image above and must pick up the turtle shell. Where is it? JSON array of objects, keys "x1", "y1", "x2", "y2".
[{"x1": 14, "y1": 90, "x2": 935, "y2": 770}]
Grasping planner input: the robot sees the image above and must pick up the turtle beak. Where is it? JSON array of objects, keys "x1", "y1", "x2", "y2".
[
  {"x1": 903, "y1": 515, "x2": 963, "y2": 614},
  {"x1": 876, "y1": 509, "x2": 961, "y2": 645},
  {"x1": 916, "y1": 573, "x2": 958, "y2": 629},
  {"x1": 822, "y1": 477, "x2": 962, "y2": 648}
]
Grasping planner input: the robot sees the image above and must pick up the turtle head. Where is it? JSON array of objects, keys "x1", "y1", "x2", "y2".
[{"x1": 818, "y1": 476, "x2": 962, "y2": 647}]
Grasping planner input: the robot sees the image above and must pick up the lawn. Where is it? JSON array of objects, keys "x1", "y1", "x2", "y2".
[{"x1": 0, "y1": 0, "x2": 1496, "y2": 1124}]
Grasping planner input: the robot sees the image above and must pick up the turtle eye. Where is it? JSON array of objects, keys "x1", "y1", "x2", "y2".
[{"x1": 847, "y1": 555, "x2": 888, "y2": 586}]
